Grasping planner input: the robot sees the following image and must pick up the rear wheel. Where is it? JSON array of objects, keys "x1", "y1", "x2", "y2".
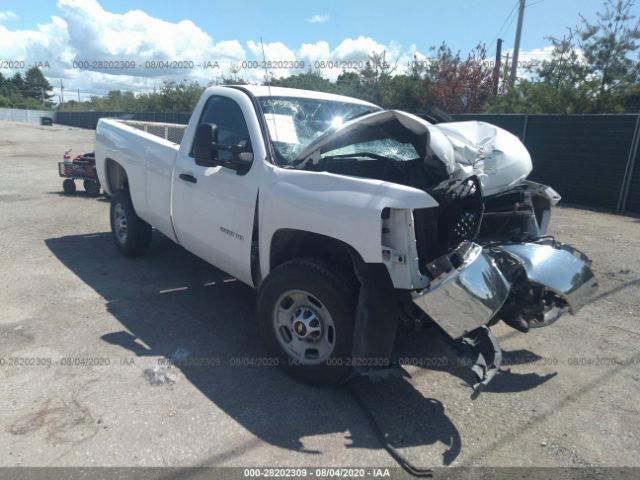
[
  {"x1": 84, "y1": 180, "x2": 100, "y2": 197},
  {"x1": 257, "y1": 258, "x2": 357, "y2": 386},
  {"x1": 110, "y1": 192, "x2": 152, "y2": 257},
  {"x1": 62, "y1": 179, "x2": 76, "y2": 194}
]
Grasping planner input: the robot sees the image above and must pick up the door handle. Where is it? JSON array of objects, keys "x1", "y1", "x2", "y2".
[{"x1": 179, "y1": 173, "x2": 197, "y2": 184}]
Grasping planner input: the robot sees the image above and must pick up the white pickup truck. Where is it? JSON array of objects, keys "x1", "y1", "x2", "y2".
[{"x1": 96, "y1": 85, "x2": 597, "y2": 395}]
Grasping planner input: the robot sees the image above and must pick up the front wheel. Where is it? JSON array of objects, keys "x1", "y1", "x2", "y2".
[
  {"x1": 257, "y1": 258, "x2": 357, "y2": 386},
  {"x1": 110, "y1": 192, "x2": 152, "y2": 257}
]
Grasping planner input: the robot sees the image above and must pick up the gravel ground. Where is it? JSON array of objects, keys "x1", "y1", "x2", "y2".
[{"x1": 0, "y1": 121, "x2": 639, "y2": 470}]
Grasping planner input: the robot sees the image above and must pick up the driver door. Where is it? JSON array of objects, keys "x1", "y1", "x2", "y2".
[{"x1": 172, "y1": 95, "x2": 258, "y2": 286}]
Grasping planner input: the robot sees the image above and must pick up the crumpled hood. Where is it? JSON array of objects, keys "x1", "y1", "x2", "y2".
[
  {"x1": 430, "y1": 121, "x2": 533, "y2": 196},
  {"x1": 295, "y1": 110, "x2": 457, "y2": 175},
  {"x1": 295, "y1": 110, "x2": 533, "y2": 197}
]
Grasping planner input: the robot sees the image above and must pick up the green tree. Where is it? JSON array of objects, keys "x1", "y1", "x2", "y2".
[
  {"x1": 490, "y1": 0, "x2": 640, "y2": 113},
  {"x1": 334, "y1": 71, "x2": 361, "y2": 98},
  {"x1": 23, "y1": 67, "x2": 54, "y2": 106},
  {"x1": 356, "y1": 51, "x2": 397, "y2": 106},
  {"x1": 579, "y1": 0, "x2": 640, "y2": 111},
  {"x1": 489, "y1": 30, "x2": 595, "y2": 113},
  {"x1": 267, "y1": 70, "x2": 335, "y2": 93},
  {"x1": 9, "y1": 73, "x2": 26, "y2": 97},
  {"x1": 422, "y1": 43, "x2": 495, "y2": 113},
  {"x1": 382, "y1": 73, "x2": 424, "y2": 111}
]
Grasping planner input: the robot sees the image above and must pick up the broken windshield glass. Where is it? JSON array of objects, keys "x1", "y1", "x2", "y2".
[
  {"x1": 258, "y1": 96, "x2": 379, "y2": 165},
  {"x1": 322, "y1": 139, "x2": 419, "y2": 161}
]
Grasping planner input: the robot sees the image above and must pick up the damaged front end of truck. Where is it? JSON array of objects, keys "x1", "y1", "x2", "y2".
[{"x1": 293, "y1": 109, "x2": 598, "y2": 397}]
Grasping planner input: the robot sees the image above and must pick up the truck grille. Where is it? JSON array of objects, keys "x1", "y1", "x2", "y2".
[{"x1": 413, "y1": 176, "x2": 484, "y2": 274}]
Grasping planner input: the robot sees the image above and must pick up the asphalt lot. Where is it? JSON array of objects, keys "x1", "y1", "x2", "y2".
[{"x1": 0, "y1": 121, "x2": 639, "y2": 469}]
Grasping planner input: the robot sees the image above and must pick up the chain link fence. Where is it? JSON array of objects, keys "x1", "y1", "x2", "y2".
[{"x1": 0, "y1": 107, "x2": 54, "y2": 124}]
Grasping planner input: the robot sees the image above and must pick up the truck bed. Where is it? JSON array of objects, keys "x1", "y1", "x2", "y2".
[
  {"x1": 96, "y1": 118, "x2": 186, "y2": 241},
  {"x1": 117, "y1": 120, "x2": 187, "y2": 145}
]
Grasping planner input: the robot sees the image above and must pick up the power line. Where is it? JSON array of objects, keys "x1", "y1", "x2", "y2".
[
  {"x1": 503, "y1": 8, "x2": 519, "y2": 39},
  {"x1": 527, "y1": 0, "x2": 545, "y2": 6},
  {"x1": 490, "y1": 0, "x2": 520, "y2": 48},
  {"x1": 490, "y1": 2, "x2": 518, "y2": 48}
]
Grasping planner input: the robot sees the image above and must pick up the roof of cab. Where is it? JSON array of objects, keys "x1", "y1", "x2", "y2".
[{"x1": 217, "y1": 85, "x2": 380, "y2": 108}]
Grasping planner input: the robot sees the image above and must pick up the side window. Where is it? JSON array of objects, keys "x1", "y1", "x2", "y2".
[{"x1": 196, "y1": 96, "x2": 251, "y2": 147}]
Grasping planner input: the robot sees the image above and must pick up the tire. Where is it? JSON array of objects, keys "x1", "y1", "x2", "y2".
[
  {"x1": 62, "y1": 179, "x2": 76, "y2": 194},
  {"x1": 257, "y1": 258, "x2": 357, "y2": 386},
  {"x1": 110, "y1": 192, "x2": 152, "y2": 257},
  {"x1": 84, "y1": 180, "x2": 100, "y2": 197}
]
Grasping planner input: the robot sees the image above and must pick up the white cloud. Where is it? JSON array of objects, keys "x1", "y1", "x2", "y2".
[
  {"x1": 0, "y1": 0, "x2": 251, "y2": 96},
  {"x1": 504, "y1": 46, "x2": 555, "y2": 70},
  {"x1": 392, "y1": 43, "x2": 428, "y2": 75},
  {"x1": 244, "y1": 37, "x2": 422, "y2": 81},
  {"x1": 297, "y1": 41, "x2": 331, "y2": 63},
  {"x1": 333, "y1": 36, "x2": 387, "y2": 61},
  {"x1": 58, "y1": 0, "x2": 246, "y2": 80},
  {"x1": 502, "y1": 46, "x2": 585, "y2": 79},
  {"x1": 246, "y1": 40, "x2": 297, "y2": 80},
  {"x1": 247, "y1": 40, "x2": 296, "y2": 62},
  {"x1": 0, "y1": 10, "x2": 19, "y2": 21},
  {"x1": 307, "y1": 14, "x2": 329, "y2": 24},
  {"x1": 0, "y1": 15, "x2": 72, "y2": 78}
]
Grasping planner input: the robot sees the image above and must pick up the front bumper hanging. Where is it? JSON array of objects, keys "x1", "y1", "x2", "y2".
[
  {"x1": 496, "y1": 241, "x2": 598, "y2": 315},
  {"x1": 411, "y1": 241, "x2": 511, "y2": 339},
  {"x1": 410, "y1": 238, "x2": 597, "y2": 394}
]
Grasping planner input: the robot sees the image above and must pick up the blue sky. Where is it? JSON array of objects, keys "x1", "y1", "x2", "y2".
[
  {"x1": 0, "y1": 0, "x2": 630, "y2": 98},
  {"x1": 3, "y1": 0, "x2": 612, "y2": 54}
]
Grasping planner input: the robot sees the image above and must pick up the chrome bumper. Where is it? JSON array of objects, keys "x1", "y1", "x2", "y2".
[
  {"x1": 411, "y1": 240, "x2": 597, "y2": 339},
  {"x1": 411, "y1": 239, "x2": 596, "y2": 397},
  {"x1": 411, "y1": 242, "x2": 510, "y2": 339},
  {"x1": 497, "y1": 242, "x2": 598, "y2": 314}
]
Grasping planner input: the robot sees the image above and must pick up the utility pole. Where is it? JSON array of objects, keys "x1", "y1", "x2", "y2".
[
  {"x1": 41, "y1": 88, "x2": 45, "y2": 108},
  {"x1": 493, "y1": 38, "x2": 503, "y2": 95},
  {"x1": 509, "y1": 0, "x2": 526, "y2": 86},
  {"x1": 77, "y1": 88, "x2": 80, "y2": 102},
  {"x1": 503, "y1": 52, "x2": 511, "y2": 86},
  {"x1": 60, "y1": 80, "x2": 64, "y2": 110}
]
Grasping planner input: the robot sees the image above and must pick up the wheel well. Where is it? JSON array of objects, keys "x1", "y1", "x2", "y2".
[
  {"x1": 105, "y1": 158, "x2": 128, "y2": 193},
  {"x1": 270, "y1": 229, "x2": 360, "y2": 277}
]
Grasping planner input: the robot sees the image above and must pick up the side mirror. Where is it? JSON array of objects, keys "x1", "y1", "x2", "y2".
[
  {"x1": 193, "y1": 123, "x2": 219, "y2": 167},
  {"x1": 213, "y1": 138, "x2": 254, "y2": 174},
  {"x1": 230, "y1": 140, "x2": 253, "y2": 174}
]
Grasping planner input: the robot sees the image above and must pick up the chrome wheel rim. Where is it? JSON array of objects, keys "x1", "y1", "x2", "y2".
[
  {"x1": 273, "y1": 289, "x2": 335, "y2": 365},
  {"x1": 113, "y1": 203, "x2": 128, "y2": 244}
]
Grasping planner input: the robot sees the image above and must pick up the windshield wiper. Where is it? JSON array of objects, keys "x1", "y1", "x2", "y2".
[{"x1": 320, "y1": 152, "x2": 390, "y2": 161}]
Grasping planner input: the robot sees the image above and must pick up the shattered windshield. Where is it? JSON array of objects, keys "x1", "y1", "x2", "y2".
[
  {"x1": 258, "y1": 96, "x2": 379, "y2": 165},
  {"x1": 322, "y1": 139, "x2": 419, "y2": 161}
]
